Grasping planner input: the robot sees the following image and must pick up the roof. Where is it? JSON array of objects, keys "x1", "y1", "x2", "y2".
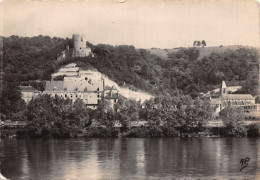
[
  {"x1": 210, "y1": 98, "x2": 221, "y2": 104},
  {"x1": 45, "y1": 81, "x2": 64, "y2": 91},
  {"x1": 222, "y1": 94, "x2": 254, "y2": 100},
  {"x1": 19, "y1": 86, "x2": 36, "y2": 92},
  {"x1": 231, "y1": 101, "x2": 244, "y2": 106}
]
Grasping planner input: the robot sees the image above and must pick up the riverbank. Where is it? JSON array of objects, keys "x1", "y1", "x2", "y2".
[{"x1": 2, "y1": 124, "x2": 260, "y2": 138}]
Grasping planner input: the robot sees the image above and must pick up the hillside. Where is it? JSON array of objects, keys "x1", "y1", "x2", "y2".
[
  {"x1": 1, "y1": 35, "x2": 259, "y2": 100},
  {"x1": 147, "y1": 45, "x2": 252, "y2": 60}
]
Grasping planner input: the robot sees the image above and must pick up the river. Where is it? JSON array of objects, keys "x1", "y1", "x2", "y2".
[{"x1": 1, "y1": 138, "x2": 260, "y2": 179}]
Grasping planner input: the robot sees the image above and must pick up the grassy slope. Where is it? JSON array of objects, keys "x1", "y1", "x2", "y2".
[{"x1": 147, "y1": 45, "x2": 253, "y2": 60}]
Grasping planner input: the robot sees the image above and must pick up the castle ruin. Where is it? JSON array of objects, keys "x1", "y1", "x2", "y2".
[{"x1": 72, "y1": 34, "x2": 91, "y2": 57}]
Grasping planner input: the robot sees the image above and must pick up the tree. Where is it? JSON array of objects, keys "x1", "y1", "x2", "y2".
[
  {"x1": 193, "y1": 41, "x2": 197, "y2": 47},
  {"x1": 114, "y1": 97, "x2": 141, "y2": 128},
  {"x1": 26, "y1": 94, "x2": 89, "y2": 137},
  {"x1": 196, "y1": 41, "x2": 201, "y2": 47},
  {"x1": 178, "y1": 97, "x2": 211, "y2": 133},
  {"x1": 201, "y1": 40, "x2": 206, "y2": 47},
  {"x1": 91, "y1": 100, "x2": 116, "y2": 128},
  {"x1": 0, "y1": 82, "x2": 26, "y2": 119},
  {"x1": 219, "y1": 106, "x2": 247, "y2": 136}
]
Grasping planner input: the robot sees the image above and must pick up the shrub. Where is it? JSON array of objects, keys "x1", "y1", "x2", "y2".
[
  {"x1": 162, "y1": 126, "x2": 179, "y2": 137},
  {"x1": 125, "y1": 127, "x2": 149, "y2": 138},
  {"x1": 247, "y1": 124, "x2": 260, "y2": 137},
  {"x1": 219, "y1": 126, "x2": 247, "y2": 137},
  {"x1": 148, "y1": 125, "x2": 163, "y2": 137},
  {"x1": 84, "y1": 127, "x2": 119, "y2": 138}
]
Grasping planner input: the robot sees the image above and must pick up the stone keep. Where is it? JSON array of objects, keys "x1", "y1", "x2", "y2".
[{"x1": 73, "y1": 34, "x2": 91, "y2": 57}]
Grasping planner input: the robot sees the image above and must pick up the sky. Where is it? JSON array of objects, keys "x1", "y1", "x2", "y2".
[{"x1": 1, "y1": 0, "x2": 259, "y2": 48}]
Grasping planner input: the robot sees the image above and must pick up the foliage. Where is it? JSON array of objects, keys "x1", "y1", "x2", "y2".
[
  {"x1": 84, "y1": 127, "x2": 119, "y2": 138},
  {"x1": 26, "y1": 94, "x2": 89, "y2": 137},
  {"x1": 125, "y1": 127, "x2": 149, "y2": 138},
  {"x1": 142, "y1": 94, "x2": 212, "y2": 133},
  {"x1": 90, "y1": 100, "x2": 116, "y2": 128},
  {"x1": 219, "y1": 106, "x2": 247, "y2": 137},
  {"x1": 247, "y1": 124, "x2": 260, "y2": 137},
  {"x1": 0, "y1": 81, "x2": 26, "y2": 119},
  {"x1": 147, "y1": 125, "x2": 163, "y2": 137},
  {"x1": 114, "y1": 97, "x2": 141, "y2": 128},
  {"x1": 161, "y1": 126, "x2": 180, "y2": 137}
]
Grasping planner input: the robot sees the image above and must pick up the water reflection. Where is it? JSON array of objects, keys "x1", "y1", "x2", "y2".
[{"x1": 1, "y1": 138, "x2": 260, "y2": 179}]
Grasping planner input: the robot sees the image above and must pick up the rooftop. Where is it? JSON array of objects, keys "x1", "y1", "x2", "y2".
[
  {"x1": 210, "y1": 98, "x2": 221, "y2": 104},
  {"x1": 222, "y1": 94, "x2": 254, "y2": 100},
  {"x1": 19, "y1": 86, "x2": 36, "y2": 92}
]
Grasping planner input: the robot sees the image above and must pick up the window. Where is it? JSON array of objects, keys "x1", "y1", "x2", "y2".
[
  {"x1": 81, "y1": 38, "x2": 83, "y2": 42},
  {"x1": 97, "y1": 95, "x2": 100, "y2": 98},
  {"x1": 65, "y1": 94, "x2": 67, "y2": 98}
]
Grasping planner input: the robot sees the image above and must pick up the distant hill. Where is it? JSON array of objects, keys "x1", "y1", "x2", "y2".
[
  {"x1": 147, "y1": 45, "x2": 255, "y2": 60},
  {"x1": 2, "y1": 35, "x2": 259, "y2": 98}
]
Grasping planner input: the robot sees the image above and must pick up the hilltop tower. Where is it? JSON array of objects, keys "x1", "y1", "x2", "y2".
[{"x1": 72, "y1": 34, "x2": 91, "y2": 57}]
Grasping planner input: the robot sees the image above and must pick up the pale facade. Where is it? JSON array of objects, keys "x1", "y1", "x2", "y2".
[{"x1": 19, "y1": 86, "x2": 40, "y2": 104}]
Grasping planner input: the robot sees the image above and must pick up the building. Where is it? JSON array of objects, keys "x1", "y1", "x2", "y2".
[
  {"x1": 44, "y1": 78, "x2": 103, "y2": 107},
  {"x1": 19, "y1": 85, "x2": 41, "y2": 104},
  {"x1": 44, "y1": 64, "x2": 120, "y2": 109},
  {"x1": 104, "y1": 85, "x2": 120, "y2": 108},
  {"x1": 210, "y1": 81, "x2": 256, "y2": 119},
  {"x1": 57, "y1": 51, "x2": 66, "y2": 61},
  {"x1": 72, "y1": 34, "x2": 91, "y2": 57}
]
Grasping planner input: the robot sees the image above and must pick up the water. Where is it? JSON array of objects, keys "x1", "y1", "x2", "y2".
[{"x1": 1, "y1": 137, "x2": 260, "y2": 179}]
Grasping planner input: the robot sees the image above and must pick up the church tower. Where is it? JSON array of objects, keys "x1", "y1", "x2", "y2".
[
  {"x1": 220, "y1": 80, "x2": 227, "y2": 110},
  {"x1": 220, "y1": 80, "x2": 227, "y2": 96}
]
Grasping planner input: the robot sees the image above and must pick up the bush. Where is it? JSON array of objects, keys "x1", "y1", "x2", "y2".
[
  {"x1": 84, "y1": 127, "x2": 119, "y2": 138},
  {"x1": 148, "y1": 125, "x2": 163, "y2": 137},
  {"x1": 162, "y1": 126, "x2": 179, "y2": 137},
  {"x1": 247, "y1": 124, "x2": 260, "y2": 137},
  {"x1": 125, "y1": 127, "x2": 149, "y2": 138},
  {"x1": 219, "y1": 126, "x2": 247, "y2": 137}
]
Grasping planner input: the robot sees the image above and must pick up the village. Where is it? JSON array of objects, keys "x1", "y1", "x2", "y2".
[{"x1": 2, "y1": 34, "x2": 259, "y2": 129}]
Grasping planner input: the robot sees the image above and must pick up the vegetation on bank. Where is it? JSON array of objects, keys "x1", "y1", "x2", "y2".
[{"x1": 2, "y1": 93, "x2": 259, "y2": 138}]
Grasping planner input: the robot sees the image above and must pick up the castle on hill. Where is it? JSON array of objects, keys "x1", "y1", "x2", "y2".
[
  {"x1": 72, "y1": 34, "x2": 91, "y2": 57},
  {"x1": 57, "y1": 34, "x2": 92, "y2": 61}
]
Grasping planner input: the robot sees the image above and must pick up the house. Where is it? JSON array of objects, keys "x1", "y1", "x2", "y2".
[
  {"x1": 19, "y1": 85, "x2": 40, "y2": 104},
  {"x1": 44, "y1": 80, "x2": 103, "y2": 107},
  {"x1": 104, "y1": 85, "x2": 120, "y2": 108}
]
